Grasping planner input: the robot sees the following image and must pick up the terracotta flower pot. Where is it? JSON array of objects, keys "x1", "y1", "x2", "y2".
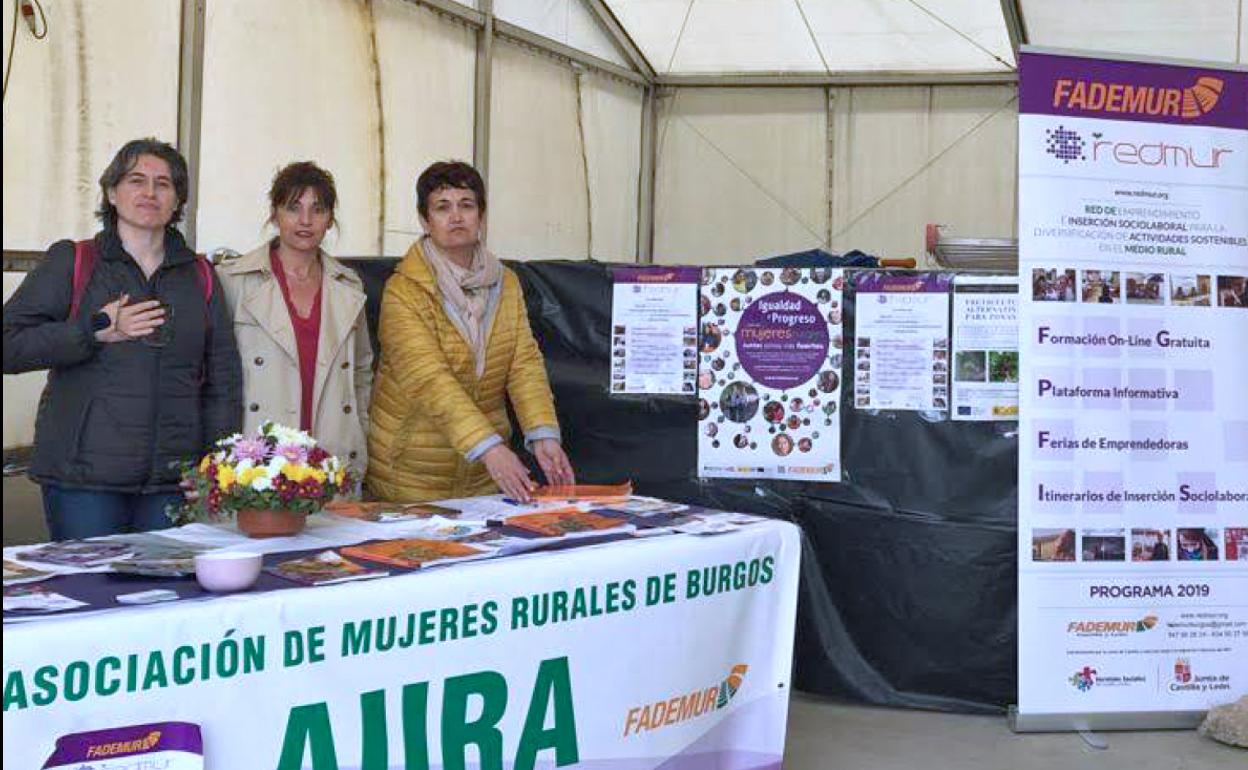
[{"x1": 237, "y1": 508, "x2": 307, "y2": 538}]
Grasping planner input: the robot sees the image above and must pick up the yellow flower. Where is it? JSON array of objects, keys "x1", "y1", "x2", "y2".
[
  {"x1": 335, "y1": 470, "x2": 346, "y2": 487},
  {"x1": 217, "y1": 465, "x2": 237, "y2": 491},
  {"x1": 198, "y1": 454, "x2": 212, "y2": 474},
  {"x1": 239, "y1": 466, "x2": 267, "y2": 487},
  {"x1": 309, "y1": 469, "x2": 327, "y2": 484},
  {"x1": 282, "y1": 464, "x2": 309, "y2": 483}
]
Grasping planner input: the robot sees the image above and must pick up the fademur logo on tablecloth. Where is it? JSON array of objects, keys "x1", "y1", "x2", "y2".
[{"x1": 622, "y1": 664, "x2": 748, "y2": 737}]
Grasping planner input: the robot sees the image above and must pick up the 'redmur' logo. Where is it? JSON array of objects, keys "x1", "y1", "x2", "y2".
[
  {"x1": 622, "y1": 664, "x2": 748, "y2": 737},
  {"x1": 1044, "y1": 125, "x2": 1233, "y2": 169},
  {"x1": 1070, "y1": 666, "x2": 1097, "y2": 692},
  {"x1": 1045, "y1": 126, "x2": 1086, "y2": 163}
]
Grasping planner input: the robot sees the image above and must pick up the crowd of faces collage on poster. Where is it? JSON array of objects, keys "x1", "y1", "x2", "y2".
[{"x1": 697, "y1": 267, "x2": 844, "y2": 480}]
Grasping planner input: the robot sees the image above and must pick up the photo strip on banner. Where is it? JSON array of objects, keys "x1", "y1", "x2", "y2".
[
  {"x1": 609, "y1": 267, "x2": 701, "y2": 395},
  {"x1": 951, "y1": 275, "x2": 1020, "y2": 421},
  {"x1": 697, "y1": 267, "x2": 844, "y2": 481},
  {"x1": 852, "y1": 273, "x2": 953, "y2": 412}
]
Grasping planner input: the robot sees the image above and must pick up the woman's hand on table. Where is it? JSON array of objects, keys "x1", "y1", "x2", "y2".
[
  {"x1": 481, "y1": 445, "x2": 536, "y2": 502},
  {"x1": 532, "y1": 439, "x2": 575, "y2": 487}
]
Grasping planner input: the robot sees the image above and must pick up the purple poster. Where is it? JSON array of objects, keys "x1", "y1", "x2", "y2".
[{"x1": 697, "y1": 267, "x2": 844, "y2": 481}]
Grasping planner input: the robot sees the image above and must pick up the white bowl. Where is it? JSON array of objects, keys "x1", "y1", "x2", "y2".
[{"x1": 194, "y1": 551, "x2": 263, "y2": 592}]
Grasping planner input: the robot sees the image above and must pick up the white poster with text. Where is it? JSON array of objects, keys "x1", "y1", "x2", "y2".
[
  {"x1": 611, "y1": 267, "x2": 700, "y2": 395},
  {"x1": 952, "y1": 276, "x2": 1019, "y2": 421}
]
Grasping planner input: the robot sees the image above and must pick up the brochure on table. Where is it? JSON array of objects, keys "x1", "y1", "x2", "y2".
[{"x1": 1015, "y1": 48, "x2": 1248, "y2": 730}]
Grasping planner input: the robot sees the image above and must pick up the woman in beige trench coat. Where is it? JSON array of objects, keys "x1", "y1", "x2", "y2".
[{"x1": 216, "y1": 162, "x2": 373, "y2": 489}]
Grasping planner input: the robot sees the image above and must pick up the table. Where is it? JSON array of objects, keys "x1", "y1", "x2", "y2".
[{"x1": 3, "y1": 506, "x2": 799, "y2": 769}]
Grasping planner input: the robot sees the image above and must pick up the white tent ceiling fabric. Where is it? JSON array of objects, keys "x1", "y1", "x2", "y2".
[
  {"x1": 478, "y1": 0, "x2": 1248, "y2": 72},
  {"x1": 495, "y1": 0, "x2": 631, "y2": 67},
  {"x1": 605, "y1": 0, "x2": 1016, "y2": 73},
  {"x1": 1022, "y1": 0, "x2": 1247, "y2": 66}
]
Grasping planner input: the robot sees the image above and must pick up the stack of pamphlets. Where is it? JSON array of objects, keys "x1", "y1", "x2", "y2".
[
  {"x1": 266, "y1": 551, "x2": 389, "y2": 586},
  {"x1": 342, "y1": 539, "x2": 491, "y2": 569},
  {"x1": 15, "y1": 540, "x2": 132, "y2": 567}
]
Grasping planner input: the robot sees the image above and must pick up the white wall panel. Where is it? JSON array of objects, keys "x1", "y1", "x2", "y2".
[
  {"x1": 653, "y1": 88, "x2": 827, "y2": 264},
  {"x1": 2, "y1": 0, "x2": 180, "y2": 250},
  {"x1": 580, "y1": 72, "x2": 643, "y2": 260},
  {"x1": 3, "y1": 273, "x2": 46, "y2": 448},
  {"x1": 374, "y1": 0, "x2": 476, "y2": 255},
  {"x1": 197, "y1": 0, "x2": 381, "y2": 257},
  {"x1": 828, "y1": 84, "x2": 1016, "y2": 262},
  {"x1": 487, "y1": 42, "x2": 589, "y2": 259}
]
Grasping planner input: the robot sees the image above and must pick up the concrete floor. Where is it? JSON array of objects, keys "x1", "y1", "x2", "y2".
[
  {"x1": 785, "y1": 693, "x2": 1243, "y2": 769},
  {"x1": 3, "y1": 474, "x2": 1243, "y2": 767}
]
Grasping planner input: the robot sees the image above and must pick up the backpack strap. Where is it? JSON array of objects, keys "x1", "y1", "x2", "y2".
[
  {"x1": 69, "y1": 239, "x2": 99, "y2": 320},
  {"x1": 193, "y1": 255, "x2": 214, "y2": 305}
]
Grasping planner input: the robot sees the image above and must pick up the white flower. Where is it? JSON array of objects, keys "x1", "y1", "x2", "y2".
[
  {"x1": 268, "y1": 423, "x2": 314, "y2": 449},
  {"x1": 236, "y1": 459, "x2": 254, "y2": 474},
  {"x1": 217, "y1": 433, "x2": 244, "y2": 448},
  {"x1": 251, "y1": 474, "x2": 273, "y2": 492},
  {"x1": 267, "y1": 456, "x2": 288, "y2": 476}
]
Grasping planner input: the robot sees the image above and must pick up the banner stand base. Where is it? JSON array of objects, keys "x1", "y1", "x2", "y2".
[{"x1": 1009, "y1": 705, "x2": 1205, "y2": 733}]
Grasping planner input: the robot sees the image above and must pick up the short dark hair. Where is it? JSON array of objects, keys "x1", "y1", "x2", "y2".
[
  {"x1": 96, "y1": 138, "x2": 190, "y2": 227},
  {"x1": 416, "y1": 161, "x2": 486, "y2": 220},
  {"x1": 268, "y1": 161, "x2": 337, "y2": 224}
]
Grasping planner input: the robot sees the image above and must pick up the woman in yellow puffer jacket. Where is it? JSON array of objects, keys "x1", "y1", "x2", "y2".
[{"x1": 366, "y1": 161, "x2": 575, "y2": 502}]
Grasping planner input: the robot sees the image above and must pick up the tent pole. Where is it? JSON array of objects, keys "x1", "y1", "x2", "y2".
[
  {"x1": 176, "y1": 0, "x2": 207, "y2": 250},
  {"x1": 473, "y1": 0, "x2": 494, "y2": 185},
  {"x1": 636, "y1": 85, "x2": 657, "y2": 264},
  {"x1": 999, "y1": 0, "x2": 1028, "y2": 56}
]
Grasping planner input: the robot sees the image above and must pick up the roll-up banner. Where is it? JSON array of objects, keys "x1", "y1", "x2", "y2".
[{"x1": 1015, "y1": 47, "x2": 1248, "y2": 731}]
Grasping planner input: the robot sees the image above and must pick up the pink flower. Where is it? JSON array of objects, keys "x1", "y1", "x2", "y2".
[
  {"x1": 275, "y1": 443, "x2": 308, "y2": 465},
  {"x1": 230, "y1": 437, "x2": 269, "y2": 464}
]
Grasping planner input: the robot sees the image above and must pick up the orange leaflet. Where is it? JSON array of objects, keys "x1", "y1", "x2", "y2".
[
  {"x1": 504, "y1": 509, "x2": 628, "y2": 537},
  {"x1": 341, "y1": 539, "x2": 486, "y2": 569}
]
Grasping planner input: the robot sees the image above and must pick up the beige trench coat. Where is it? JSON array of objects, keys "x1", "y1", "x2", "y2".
[{"x1": 216, "y1": 243, "x2": 374, "y2": 485}]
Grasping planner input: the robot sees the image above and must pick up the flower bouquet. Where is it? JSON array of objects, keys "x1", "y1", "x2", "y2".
[{"x1": 175, "y1": 422, "x2": 350, "y2": 537}]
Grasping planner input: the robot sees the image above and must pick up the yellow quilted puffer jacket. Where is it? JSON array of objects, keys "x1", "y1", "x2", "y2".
[{"x1": 365, "y1": 241, "x2": 560, "y2": 501}]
